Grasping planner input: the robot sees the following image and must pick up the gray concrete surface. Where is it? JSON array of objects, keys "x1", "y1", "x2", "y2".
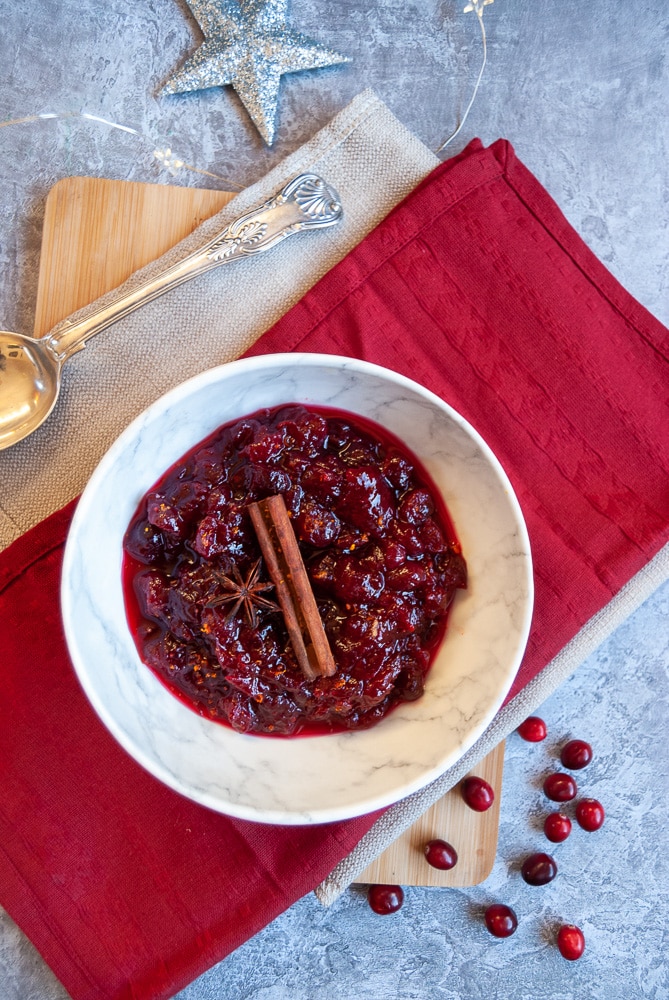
[{"x1": 0, "y1": 1, "x2": 667, "y2": 997}]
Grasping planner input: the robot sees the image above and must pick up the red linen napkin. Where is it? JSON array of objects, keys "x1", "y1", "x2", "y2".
[
  {"x1": 1, "y1": 138, "x2": 667, "y2": 1000},
  {"x1": 248, "y1": 138, "x2": 669, "y2": 701}
]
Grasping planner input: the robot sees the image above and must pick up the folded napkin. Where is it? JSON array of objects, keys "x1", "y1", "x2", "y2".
[
  {"x1": 0, "y1": 90, "x2": 437, "y2": 549},
  {"x1": 2, "y1": 99, "x2": 669, "y2": 999}
]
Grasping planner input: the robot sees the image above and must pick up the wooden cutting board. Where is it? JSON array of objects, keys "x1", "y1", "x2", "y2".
[
  {"x1": 34, "y1": 175, "x2": 504, "y2": 888},
  {"x1": 356, "y1": 746, "x2": 504, "y2": 887}
]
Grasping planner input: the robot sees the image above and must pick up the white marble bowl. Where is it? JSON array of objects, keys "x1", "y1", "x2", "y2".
[{"x1": 62, "y1": 354, "x2": 533, "y2": 825}]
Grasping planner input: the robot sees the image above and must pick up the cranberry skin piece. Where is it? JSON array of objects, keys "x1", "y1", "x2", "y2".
[
  {"x1": 557, "y1": 924, "x2": 585, "y2": 960},
  {"x1": 332, "y1": 556, "x2": 385, "y2": 602},
  {"x1": 462, "y1": 776, "x2": 495, "y2": 812},
  {"x1": 521, "y1": 852, "x2": 558, "y2": 886},
  {"x1": 560, "y1": 739, "x2": 593, "y2": 770},
  {"x1": 543, "y1": 772, "x2": 577, "y2": 802},
  {"x1": 124, "y1": 517, "x2": 166, "y2": 564},
  {"x1": 293, "y1": 501, "x2": 341, "y2": 547},
  {"x1": 367, "y1": 884, "x2": 404, "y2": 915},
  {"x1": 484, "y1": 903, "x2": 518, "y2": 938},
  {"x1": 398, "y1": 488, "x2": 434, "y2": 525},
  {"x1": 134, "y1": 568, "x2": 170, "y2": 619},
  {"x1": 575, "y1": 798, "x2": 605, "y2": 831},
  {"x1": 516, "y1": 716, "x2": 547, "y2": 742},
  {"x1": 336, "y1": 467, "x2": 395, "y2": 536},
  {"x1": 382, "y1": 540, "x2": 407, "y2": 568},
  {"x1": 435, "y1": 548, "x2": 467, "y2": 588},
  {"x1": 424, "y1": 839, "x2": 458, "y2": 871},
  {"x1": 381, "y1": 449, "x2": 413, "y2": 490},
  {"x1": 544, "y1": 812, "x2": 572, "y2": 843},
  {"x1": 420, "y1": 518, "x2": 446, "y2": 553},
  {"x1": 386, "y1": 562, "x2": 427, "y2": 592}
]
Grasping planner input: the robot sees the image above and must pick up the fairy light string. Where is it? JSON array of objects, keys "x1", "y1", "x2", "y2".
[
  {"x1": 0, "y1": 110, "x2": 243, "y2": 189},
  {"x1": 0, "y1": 1, "x2": 493, "y2": 183},
  {"x1": 437, "y1": 0, "x2": 493, "y2": 154}
]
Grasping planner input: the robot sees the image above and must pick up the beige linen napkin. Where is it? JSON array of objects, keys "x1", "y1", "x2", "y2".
[{"x1": 0, "y1": 89, "x2": 438, "y2": 549}]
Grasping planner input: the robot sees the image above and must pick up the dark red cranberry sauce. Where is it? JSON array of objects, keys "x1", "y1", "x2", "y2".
[{"x1": 122, "y1": 404, "x2": 466, "y2": 737}]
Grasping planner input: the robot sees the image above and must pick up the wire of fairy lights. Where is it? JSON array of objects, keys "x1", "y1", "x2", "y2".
[
  {"x1": 437, "y1": 0, "x2": 493, "y2": 153},
  {"x1": 0, "y1": 0, "x2": 493, "y2": 183},
  {"x1": 0, "y1": 111, "x2": 243, "y2": 189}
]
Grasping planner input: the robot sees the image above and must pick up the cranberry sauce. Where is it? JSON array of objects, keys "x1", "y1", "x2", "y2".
[{"x1": 122, "y1": 404, "x2": 467, "y2": 737}]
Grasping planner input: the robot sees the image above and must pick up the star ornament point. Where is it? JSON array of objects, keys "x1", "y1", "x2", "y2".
[{"x1": 161, "y1": 0, "x2": 350, "y2": 144}]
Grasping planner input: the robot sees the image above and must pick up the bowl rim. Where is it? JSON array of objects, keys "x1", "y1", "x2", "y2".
[{"x1": 61, "y1": 353, "x2": 533, "y2": 824}]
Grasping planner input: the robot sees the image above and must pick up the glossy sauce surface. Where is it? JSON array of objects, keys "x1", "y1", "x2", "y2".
[{"x1": 122, "y1": 404, "x2": 466, "y2": 736}]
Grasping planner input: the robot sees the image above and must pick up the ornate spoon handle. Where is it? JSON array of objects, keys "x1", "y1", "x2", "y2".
[{"x1": 46, "y1": 174, "x2": 342, "y2": 362}]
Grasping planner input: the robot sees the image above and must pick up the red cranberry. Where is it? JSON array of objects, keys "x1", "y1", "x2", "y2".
[
  {"x1": 575, "y1": 798, "x2": 605, "y2": 831},
  {"x1": 517, "y1": 716, "x2": 547, "y2": 742},
  {"x1": 521, "y1": 852, "x2": 557, "y2": 886},
  {"x1": 461, "y1": 776, "x2": 495, "y2": 812},
  {"x1": 484, "y1": 903, "x2": 518, "y2": 938},
  {"x1": 543, "y1": 772, "x2": 577, "y2": 802},
  {"x1": 424, "y1": 839, "x2": 458, "y2": 870},
  {"x1": 367, "y1": 884, "x2": 404, "y2": 914},
  {"x1": 560, "y1": 739, "x2": 593, "y2": 770},
  {"x1": 544, "y1": 812, "x2": 572, "y2": 843},
  {"x1": 557, "y1": 924, "x2": 585, "y2": 960}
]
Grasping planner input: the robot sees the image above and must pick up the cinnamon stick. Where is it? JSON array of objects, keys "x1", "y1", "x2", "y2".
[{"x1": 248, "y1": 495, "x2": 336, "y2": 680}]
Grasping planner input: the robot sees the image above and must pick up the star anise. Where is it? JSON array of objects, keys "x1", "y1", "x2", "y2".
[{"x1": 206, "y1": 559, "x2": 279, "y2": 628}]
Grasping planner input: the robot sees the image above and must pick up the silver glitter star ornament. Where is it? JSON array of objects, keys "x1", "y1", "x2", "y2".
[{"x1": 162, "y1": 0, "x2": 350, "y2": 145}]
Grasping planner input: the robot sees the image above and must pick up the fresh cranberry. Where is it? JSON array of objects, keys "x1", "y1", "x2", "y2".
[
  {"x1": 557, "y1": 924, "x2": 585, "y2": 960},
  {"x1": 367, "y1": 884, "x2": 404, "y2": 914},
  {"x1": 543, "y1": 772, "x2": 577, "y2": 802},
  {"x1": 560, "y1": 739, "x2": 593, "y2": 770},
  {"x1": 517, "y1": 716, "x2": 547, "y2": 742},
  {"x1": 575, "y1": 798, "x2": 605, "y2": 831},
  {"x1": 424, "y1": 839, "x2": 458, "y2": 870},
  {"x1": 521, "y1": 852, "x2": 557, "y2": 886},
  {"x1": 462, "y1": 776, "x2": 495, "y2": 812},
  {"x1": 484, "y1": 903, "x2": 518, "y2": 938},
  {"x1": 544, "y1": 812, "x2": 572, "y2": 843}
]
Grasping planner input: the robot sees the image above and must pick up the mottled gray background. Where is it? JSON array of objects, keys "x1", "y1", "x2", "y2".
[{"x1": 0, "y1": 1, "x2": 667, "y2": 997}]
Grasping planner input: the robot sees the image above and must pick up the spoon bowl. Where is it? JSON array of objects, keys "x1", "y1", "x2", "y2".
[
  {"x1": 0, "y1": 331, "x2": 61, "y2": 449},
  {"x1": 0, "y1": 173, "x2": 343, "y2": 451}
]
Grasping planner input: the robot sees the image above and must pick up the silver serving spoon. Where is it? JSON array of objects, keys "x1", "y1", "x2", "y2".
[{"x1": 0, "y1": 173, "x2": 343, "y2": 451}]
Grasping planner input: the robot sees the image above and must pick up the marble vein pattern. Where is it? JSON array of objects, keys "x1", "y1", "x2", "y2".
[{"x1": 61, "y1": 354, "x2": 533, "y2": 824}]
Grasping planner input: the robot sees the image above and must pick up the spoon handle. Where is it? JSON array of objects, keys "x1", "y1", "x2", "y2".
[{"x1": 44, "y1": 174, "x2": 343, "y2": 362}]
